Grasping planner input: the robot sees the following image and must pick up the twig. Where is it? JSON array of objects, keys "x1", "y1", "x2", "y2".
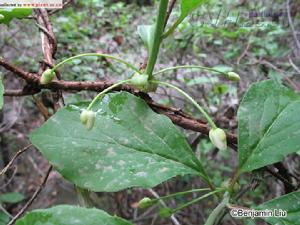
[
  {"x1": 0, "y1": 203, "x2": 12, "y2": 218},
  {"x1": 148, "y1": 188, "x2": 181, "y2": 225},
  {"x1": 0, "y1": 145, "x2": 32, "y2": 177},
  {"x1": 164, "y1": 0, "x2": 177, "y2": 29},
  {"x1": 0, "y1": 166, "x2": 18, "y2": 190},
  {"x1": 0, "y1": 59, "x2": 39, "y2": 82},
  {"x1": 288, "y1": 56, "x2": 300, "y2": 75},
  {"x1": 237, "y1": 41, "x2": 251, "y2": 65},
  {"x1": 48, "y1": 0, "x2": 74, "y2": 15},
  {"x1": 287, "y1": 0, "x2": 300, "y2": 54},
  {"x1": 7, "y1": 166, "x2": 52, "y2": 225}
]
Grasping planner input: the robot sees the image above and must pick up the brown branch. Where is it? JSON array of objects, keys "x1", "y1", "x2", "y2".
[
  {"x1": 287, "y1": 0, "x2": 300, "y2": 55},
  {"x1": 0, "y1": 59, "x2": 39, "y2": 82},
  {"x1": 0, "y1": 145, "x2": 32, "y2": 177},
  {"x1": 7, "y1": 166, "x2": 52, "y2": 225},
  {"x1": 164, "y1": 0, "x2": 177, "y2": 29}
]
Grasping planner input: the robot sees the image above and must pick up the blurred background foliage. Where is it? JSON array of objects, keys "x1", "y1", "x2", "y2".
[{"x1": 0, "y1": 0, "x2": 299, "y2": 224}]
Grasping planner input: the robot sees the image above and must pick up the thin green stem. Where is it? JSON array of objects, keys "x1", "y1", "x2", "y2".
[
  {"x1": 87, "y1": 79, "x2": 131, "y2": 110},
  {"x1": 153, "y1": 65, "x2": 229, "y2": 76},
  {"x1": 229, "y1": 169, "x2": 241, "y2": 192},
  {"x1": 158, "y1": 188, "x2": 211, "y2": 201},
  {"x1": 145, "y1": 0, "x2": 168, "y2": 78},
  {"x1": 51, "y1": 53, "x2": 140, "y2": 74},
  {"x1": 162, "y1": 16, "x2": 185, "y2": 39},
  {"x1": 204, "y1": 192, "x2": 230, "y2": 225},
  {"x1": 151, "y1": 80, "x2": 217, "y2": 129},
  {"x1": 173, "y1": 189, "x2": 224, "y2": 213}
]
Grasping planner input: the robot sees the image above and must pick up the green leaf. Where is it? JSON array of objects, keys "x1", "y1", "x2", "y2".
[
  {"x1": 15, "y1": 205, "x2": 132, "y2": 225},
  {"x1": 0, "y1": 213, "x2": 9, "y2": 225},
  {"x1": 137, "y1": 25, "x2": 155, "y2": 52},
  {"x1": 0, "y1": 77, "x2": 3, "y2": 109},
  {"x1": 30, "y1": 92, "x2": 206, "y2": 192},
  {"x1": 0, "y1": 8, "x2": 32, "y2": 25},
  {"x1": 181, "y1": 0, "x2": 208, "y2": 17},
  {"x1": 0, "y1": 192, "x2": 25, "y2": 203},
  {"x1": 238, "y1": 80, "x2": 300, "y2": 172},
  {"x1": 256, "y1": 190, "x2": 300, "y2": 225}
]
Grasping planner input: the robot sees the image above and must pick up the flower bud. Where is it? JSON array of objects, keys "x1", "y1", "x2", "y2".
[
  {"x1": 209, "y1": 128, "x2": 227, "y2": 150},
  {"x1": 221, "y1": 180, "x2": 240, "y2": 193},
  {"x1": 227, "y1": 72, "x2": 240, "y2": 81},
  {"x1": 40, "y1": 69, "x2": 56, "y2": 85},
  {"x1": 130, "y1": 73, "x2": 149, "y2": 89},
  {"x1": 137, "y1": 197, "x2": 156, "y2": 209},
  {"x1": 0, "y1": 14, "x2": 4, "y2": 20},
  {"x1": 80, "y1": 110, "x2": 96, "y2": 130},
  {"x1": 159, "y1": 208, "x2": 173, "y2": 218}
]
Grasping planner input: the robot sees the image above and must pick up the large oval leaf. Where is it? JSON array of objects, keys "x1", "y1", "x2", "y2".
[
  {"x1": 256, "y1": 190, "x2": 300, "y2": 225},
  {"x1": 238, "y1": 80, "x2": 300, "y2": 172},
  {"x1": 30, "y1": 92, "x2": 206, "y2": 192},
  {"x1": 15, "y1": 205, "x2": 132, "y2": 225}
]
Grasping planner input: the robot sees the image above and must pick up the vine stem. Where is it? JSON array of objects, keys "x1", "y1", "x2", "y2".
[
  {"x1": 87, "y1": 79, "x2": 131, "y2": 110},
  {"x1": 145, "y1": 0, "x2": 169, "y2": 78},
  {"x1": 151, "y1": 80, "x2": 217, "y2": 129},
  {"x1": 153, "y1": 65, "x2": 229, "y2": 76},
  {"x1": 51, "y1": 53, "x2": 140, "y2": 74},
  {"x1": 204, "y1": 192, "x2": 230, "y2": 225}
]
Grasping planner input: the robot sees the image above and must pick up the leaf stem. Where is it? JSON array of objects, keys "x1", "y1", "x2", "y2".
[
  {"x1": 153, "y1": 65, "x2": 230, "y2": 77},
  {"x1": 87, "y1": 79, "x2": 131, "y2": 110},
  {"x1": 204, "y1": 192, "x2": 230, "y2": 225},
  {"x1": 145, "y1": 0, "x2": 169, "y2": 78},
  {"x1": 157, "y1": 188, "x2": 211, "y2": 201},
  {"x1": 229, "y1": 169, "x2": 241, "y2": 192},
  {"x1": 173, "y1": 189, "x2": 224, "y2": 213},
  {"x1": 51, "y1": 53, "x2": 140, "y2": 74},
  {"x1": 151, "y1": 80, "x2": 217, "y2": 129},
  {"x1": 162, "y1": 16, "x2": 185, "y2": 39}
]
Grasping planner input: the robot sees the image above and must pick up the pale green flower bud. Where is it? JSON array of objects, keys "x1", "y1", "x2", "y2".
[
  {"x1": 0, "y1": 14, "x2": 4, "y2": 20},
  {"x1": 227, "y1": 72, "x2": 240, "y2": 81},
  {"x1": 221, "y1": 179, "x2": 240, "y2": 192},
  {"x1": 209, "y1": 128, "x2": 227, "y2": 150},
  {"x1": 130, "y1": 73, "x2": 149, "y2": 89},
  {"x1": 137, "y1": 197, "x2": 156, "y2": 209},
  {"x1": 40, "y1": 69, "x2": 56, "y2": 84},
  {"x1": 159, "y1": 207, "x2": 173, "y2": 218},
  {"x1": 80, "y1": 110, "x2": 96, "y2": 130}
]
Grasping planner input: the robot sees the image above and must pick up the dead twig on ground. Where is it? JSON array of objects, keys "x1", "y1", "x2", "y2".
[{"x1": 7, "y1": 166, "x2": 52, "y2": 225}]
